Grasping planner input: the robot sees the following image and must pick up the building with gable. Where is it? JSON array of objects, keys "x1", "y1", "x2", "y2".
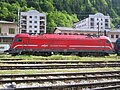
[{"x1": 73, "y1": 13, "x2": 110, "y2": 32}]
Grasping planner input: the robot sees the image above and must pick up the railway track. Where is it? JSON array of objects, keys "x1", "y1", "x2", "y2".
[
  {"x1": 0, "y1": 59, "x2": 23, "y2": 61},
  {"x1": 1, "y1": 58, "x2": 120, "y2": 89},
  {"x1": 1, "y1": 81, "x2": 120, "y2": 90},
  {"x1": 0, "y1": 70, "x2": 120, "y2": 90},
  {"x1": 1, "y1": 60, "x2": 120, "y2": 64},
  {"x1": 0, "y1": 63, "x2": 120, "y2": 70},
  {"x1": 1, "y1": 60, "x2": 120, "y2": 70}
]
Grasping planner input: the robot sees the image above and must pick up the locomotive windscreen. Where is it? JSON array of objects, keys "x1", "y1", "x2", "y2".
[{"x1": 14, "y1": 38, "x2": 22, "y2": 42}]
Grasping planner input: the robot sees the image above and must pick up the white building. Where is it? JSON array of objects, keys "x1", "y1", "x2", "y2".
[
  {"x1": 0, "y1": 21, "x2": 18, "y2": 44},
  {"x1": 73, "y1": 13, "x2": 110, "y2": 32},
  {"x1": 20, "y1": 10, "x2": 46, "y2": 34}
]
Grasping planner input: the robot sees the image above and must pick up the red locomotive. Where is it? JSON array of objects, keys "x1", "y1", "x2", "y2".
[{"x1": 9, "y1": 33, "x2": 114, "y2": 56}]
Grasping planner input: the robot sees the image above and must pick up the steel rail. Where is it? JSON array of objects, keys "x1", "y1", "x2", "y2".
[
  {"x1": 1, "y1": 61, "x2": 120, "y2": 64},
  {"x1": 1, "y1": 80, "x2": 120, "y2": 90},
  {"x1": 0, "y1": 59, "x2": 23, "y2": 61},
  {"x1": 0, "y1": 63, "x2": 120, "y2": 70},
  {"x1": 92, "y1": 85, "x2": 120, "y2": 90},
  {"x1": 0, "y1": 74, "x2": 120, "y2": 84},
  {"x1": 0, "y1": 70, "x2": 120, "y2": 78},
  {"x1": 0, "y1": 71, "x2": 120, "y2": 90}
]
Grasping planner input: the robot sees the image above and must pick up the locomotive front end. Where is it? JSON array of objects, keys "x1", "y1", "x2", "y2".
[
  {"x1": 103, "y1": 36, "x2": 114, "y2": 54},
  {"x1": 8, "y1": 34, "x2": 29, "y2": 56}
]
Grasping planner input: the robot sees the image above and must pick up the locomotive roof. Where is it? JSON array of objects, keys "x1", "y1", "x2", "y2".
[{"x1": 15, "y1": 33, "x2": 108, "y2": 40}]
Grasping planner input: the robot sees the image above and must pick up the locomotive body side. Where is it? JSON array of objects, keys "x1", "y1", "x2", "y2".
[{"x1": 9, "y1": 34, "x2": 114, "y2": 56}]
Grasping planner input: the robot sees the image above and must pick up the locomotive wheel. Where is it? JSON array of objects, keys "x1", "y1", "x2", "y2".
[
  {"x1": 117, "y1": 52, "x2": 120, "y2": 56},
  {"x1": 45, "y1": 52, "x2": 52, "y2": 56},
  {"x1": 98, "y1": 52, "x2": 105, "y2": 57},
  {"x1": 34, "y1": 52, "x2": 52, "y2": 56},
  {"x1": 78, "y1": 52, "x2": 106, "y2": 57},
  {"x1": 105, "y1": 53, "x2": 109, "y2": 56},
  {"x1": 11, "y1": 53, "x2": 18, "y2": 56},
  {"x1": 77, "y1": 53, "x2": 83, "y2": 57}
]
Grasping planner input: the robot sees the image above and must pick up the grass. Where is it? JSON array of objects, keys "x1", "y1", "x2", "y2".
[
  {"x1": 0, "y1": 54, "x2": 32, "y2": 60},
  {"x1": 0, "y1": 54, "x2": 120, "y2": 62},
  {"x1": 0, "y1": 68, "x2": 120, "y2": 75},
  {"x1": 0, "y1": 54, "x2": 120, "y2": 75}
]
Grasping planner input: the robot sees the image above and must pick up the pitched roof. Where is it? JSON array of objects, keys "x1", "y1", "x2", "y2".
[{"x1": 0, "y1": 21, "x2": 17, "y2": 24}]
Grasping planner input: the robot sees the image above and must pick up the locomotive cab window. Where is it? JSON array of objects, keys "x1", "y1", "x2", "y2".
[
  {"x1": 106, "y1": 40, "x2": 110, "y2": 44},
  {"x1": 14, "y1": 38, "x2": 22, "y2": 42}
]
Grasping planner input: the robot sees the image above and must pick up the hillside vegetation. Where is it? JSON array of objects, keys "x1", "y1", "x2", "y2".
[{"x1": 0, "y1": 0, "x2": 120, "y2": 33}]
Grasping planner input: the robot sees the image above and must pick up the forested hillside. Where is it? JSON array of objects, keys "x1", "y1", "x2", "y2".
[{"x1": 0, "y1": 0, "x2": 120, "y2": 33}]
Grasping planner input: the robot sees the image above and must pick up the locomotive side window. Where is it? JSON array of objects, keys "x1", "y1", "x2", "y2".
[
  {"x1": 14, "y1": 38, "x2": 22, "y2": 42},
  {"x1": 106, "y1": 40, "x2": 110, "y2": 44}
]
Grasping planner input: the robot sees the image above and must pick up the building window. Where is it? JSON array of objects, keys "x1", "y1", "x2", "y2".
[
  {"x1": 90, "y1": 27, "x2": 94, "y2": 29},
  {"x1": 21, "y1": 30, "x2": 26, "y2": 33},
  {"x1": 90, "y1": 18, "x2": 94, "y2": 21},
  {"x1": 34, "y1": 30, "x2": 37, "y2": 33},
  {"x1": 105, "y1": 23, "x2": 108, "y2": 26},
  {"x1": 105, "y1": 23, "x2": 108, "y2": 29},
  {"x1": 116, "y1": 35, "x2": 119, "y2": 38},
  {"x1": 90, "y1": 23, "x2": 94, "y2": 26},
  {"x1": 29, "y1": 21, "x2": 32, "y2": 23},
  {"x1": 111, "y1": 35, "x2": 114, "y2": 38},
  {"x1": 29, "y1": 30, "x2": 32, "y2": 33},
  {"x1": 22, "y1": 16, "x2": 26, "y2": 19},
  {"x1": 34, "y1": 21, "x2": 37, "y2": 23},
  {"x1": 29, "y1": 16, "x2": 32, "y2": 18},
  {"x1": 97, "y1": 23, "x2": 99, "y2": 25},
  {"x1": 29, "y1": 25, "x2": 32, "y2": 28},
  {"x1": 105, "y1": 19, "x2": 108, "y2": 22},
  {"x1": 34, "y1": 26, "x2": 37, "y2": 28},
  {"x1": 40, "y1": 16, "x2": 45, "y2": 20},
  {"x1": 9, "y1": 28, "x2": 15, "y2": 34},
  {"x1": 35, "y1": 16, "x2": 37, "y2": 19},
  {"x1": 40, "y1": 21, "x2": 45, "y2": 25},
  {"x1": 3, "y1": 38, "x2": 9, "y2": 42},
  {"x1": 22, "y1": 25, "x2": 26, "y2": 29}
]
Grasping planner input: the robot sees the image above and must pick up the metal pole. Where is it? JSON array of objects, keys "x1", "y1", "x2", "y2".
[
  {"x1": 18, "y1": 8, "x2": 20, "y2": 34},
  {"x1": 98, "y1": 21, "x2": 100, "y2": 36}
]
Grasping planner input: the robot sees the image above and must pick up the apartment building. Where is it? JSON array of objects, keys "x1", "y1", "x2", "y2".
[
  {"x1": 20, "y1": 10, "x2": 46, "y2": 34},
  {"x1": 0, "y1": 21, "x2": 18, "y2": 44},
  {"x1": 73, "y1": 13, "x2": 110, "y2": 32}
]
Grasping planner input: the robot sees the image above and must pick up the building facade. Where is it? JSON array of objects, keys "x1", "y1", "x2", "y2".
[
  {"x1": 0, "y1": 21, "x2": 18, "y2": 44},
  {"x1": 54, "y1": 27, "x2": 120, "y2": 43},
  {"x1": 20, "y1": 10, "x2": 46, "y2": 34},
  {"x1": 73, "y1": 13, "x2": 110, "y2": 32}
]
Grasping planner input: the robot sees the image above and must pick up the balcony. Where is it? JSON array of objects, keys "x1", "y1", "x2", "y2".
[
  {"x1": 21, "y1": 26, "x2": 26, "y2": 30},
  {"x1": 21, "y1": 23, "x2": 26, "y2": 25},
  {"x1": 40, "y1": 17, "x2": 45, "y2": 21},
  {"x1": 21, "y1": 16, "x2": 27, "y2": 20},
  {"x1": 21, "y1": 30, "x2": 26, "y2": 33}
]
